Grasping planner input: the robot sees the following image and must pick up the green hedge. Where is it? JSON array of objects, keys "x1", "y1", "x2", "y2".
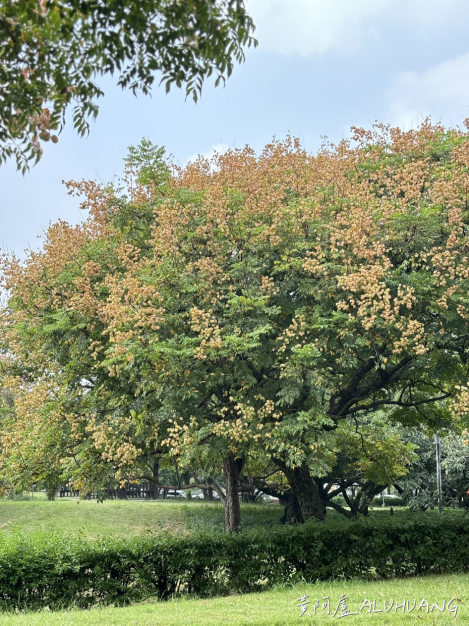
[
  {"x1": 331, "y1": 495, "x2": 405, "y2": 507},
  {"x1": 0, "y1": 512, "x2": 468, "y2": 611},
  {"x1": 372, "y1": 496, "x2": 405, "y2": 507}
]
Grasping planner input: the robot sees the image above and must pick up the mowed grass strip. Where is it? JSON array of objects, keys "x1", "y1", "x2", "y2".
[
  {"x1": 0, "y1": 497, "x2": 188, "y2": 538},
  {"x1": 0, "y1": 497, "x2": 282, "y2": 539},
  {"x1": 0, "y1": 575, "x2": 466, "y2": 625}
]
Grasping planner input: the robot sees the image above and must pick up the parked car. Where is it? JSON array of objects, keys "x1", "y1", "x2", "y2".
[{"x1": 159, "y1": 489, "x2": 186, "y2": 498}]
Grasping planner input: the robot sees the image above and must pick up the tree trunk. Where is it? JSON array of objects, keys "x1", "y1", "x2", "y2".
[
  {"x1": 276, "y1": 460, "x2": 326, "y2": 522},
  {"x1": 202, "y1": 477, "x2": 214, "y2": 500},
  {"x1": 182, "y1": 471, "x2": 192, "y2": 499},
  {"x1": 279, "y1": 489, "x2": 303, "y2": 523},
  {"x1": 223, "y1": 454, "x2": 244, "y2": 533},
  {"x1": 252, "y1": 484, "x2": 302, "y2": 524},
  {"x1": 149, "y1": 461, "x2": 159, "y2": 499},
  {"x1": 206, "y1": 477, "x2": 214, "y2": 500},
  {"x1": 241, "y1": 477, "x2": 256, "y2": 503},
  {"x1": 203, "y1": 487, "x2": 214, "y2": 500}
]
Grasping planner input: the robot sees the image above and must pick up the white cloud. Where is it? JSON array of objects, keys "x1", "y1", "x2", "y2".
[
  {"x1": 186, "y1": 142, "x2": 230, "y2": 165},
  {"x1": 247, "y1": 0, "x2": 385, "y2": 56},
  {"x1": 399, "y1": 0, "x2": 469, "y2": 28},
  {"x1": 247, "y1": 0, "x2": 469, "y2": 57},
  {"x1": 386, "y1": 54, "x2": 469, "y2": 128}
]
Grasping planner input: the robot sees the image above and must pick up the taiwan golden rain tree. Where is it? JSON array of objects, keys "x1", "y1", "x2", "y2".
[{"x1": 2, "y1": 123, "x2": 469, "y2": 531}]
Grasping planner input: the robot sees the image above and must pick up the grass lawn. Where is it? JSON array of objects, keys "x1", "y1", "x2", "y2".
[
  {"x1": 0, "y1": 496, "x2": 282, "y2": 538},
  {"x1": 0, "y1": 575, "x2": 466, "y2": 625},
  {"x1": 0, "y1": 494, "x2": 409, "y2": 540},
  {"x1": 0, "y1": 496, "x2": 419, "y2": 540}
]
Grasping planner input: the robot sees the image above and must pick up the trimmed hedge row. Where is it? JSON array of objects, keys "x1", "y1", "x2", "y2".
[
  {"x1": 331, "y1": 495, "x2": 405, "y2": 507},
  {"x1": 0, "y1": 512, "x2": 468, "y2": 611},
  {"x1": 372, "y1": 496, "x2": 406, "y2": 507}
]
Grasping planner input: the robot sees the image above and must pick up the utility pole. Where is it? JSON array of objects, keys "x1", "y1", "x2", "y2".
[{"x1": 435, "y1": 434, "x2": 442, "y2": 514}]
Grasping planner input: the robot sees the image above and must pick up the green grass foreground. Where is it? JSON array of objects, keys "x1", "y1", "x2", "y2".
[{"x1": 0, "y1": 576, "x2": 466, "y2": 625}]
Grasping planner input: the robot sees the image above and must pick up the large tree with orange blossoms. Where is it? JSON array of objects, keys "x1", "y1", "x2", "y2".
[{"x1": 2, "y1": 123, "x2": 469, "y2": 532}]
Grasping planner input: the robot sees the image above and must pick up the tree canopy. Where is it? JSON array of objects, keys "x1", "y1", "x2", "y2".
[
  {"x1": 2, "y1": 122, "x2": 469, "y2": 531},
  {"x1": 0, "y1": 0, "x2": 256, "y2": 172}
]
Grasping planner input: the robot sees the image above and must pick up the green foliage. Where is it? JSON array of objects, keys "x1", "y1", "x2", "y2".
[
  {"x1": 4, "y1": 126, "x2": 469, "y2": 516},
  {"x1": 124, "y1": 138, "x2": 171, "y2": 192},
  {"x1": 0, "y1": 512, "x2": 468, "y2": 611},
  {"x1": 0, "y1": 1, "x2": 256, "y2": 170},
  {"x1": 328, "y1": 415, "x2": 418, "y2": 488},
  {"x1": 5, "y1": 492, "x2": 35, "y2": 502},
  {"x1": 396, "y1": 429, "x2": 469, "y2": 511},
  {"x1": 331, "y1": 495, "x2": 405, "y2": 508},
  {"x1": 371, "y1": 496, "x2": 405, "y2": 507}
]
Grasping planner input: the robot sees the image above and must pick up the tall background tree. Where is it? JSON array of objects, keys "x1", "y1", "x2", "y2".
[{"x1": 0, "y1": 0, "x2": 256, "y2": 171}]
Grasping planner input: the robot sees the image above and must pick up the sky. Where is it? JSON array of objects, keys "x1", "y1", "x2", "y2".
[{"x1": 3, "y1": 0, "x2": 469, "y2": 257}]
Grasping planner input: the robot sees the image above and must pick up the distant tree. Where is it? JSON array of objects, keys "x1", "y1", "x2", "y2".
[
  {"x1": 0, "y1": 0, "x2": 256, "y2": 171},
  {"x1": 396, "y1": 429, "x2": 469, "y2": 510}
]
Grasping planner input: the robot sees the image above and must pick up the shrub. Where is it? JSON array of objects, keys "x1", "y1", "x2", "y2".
[
  {"x1": 5, "y1": 492, "x2": 34, "y2": 502},
  {"x1": 372, "y1": 496, "x2": 405, "y2": 507},
  {"x1": 331, "y1": 495, "x2": 405, "y2": 508},
  {"x1": 0, "y1": 512, "x2": 468, "y2": 611}
]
